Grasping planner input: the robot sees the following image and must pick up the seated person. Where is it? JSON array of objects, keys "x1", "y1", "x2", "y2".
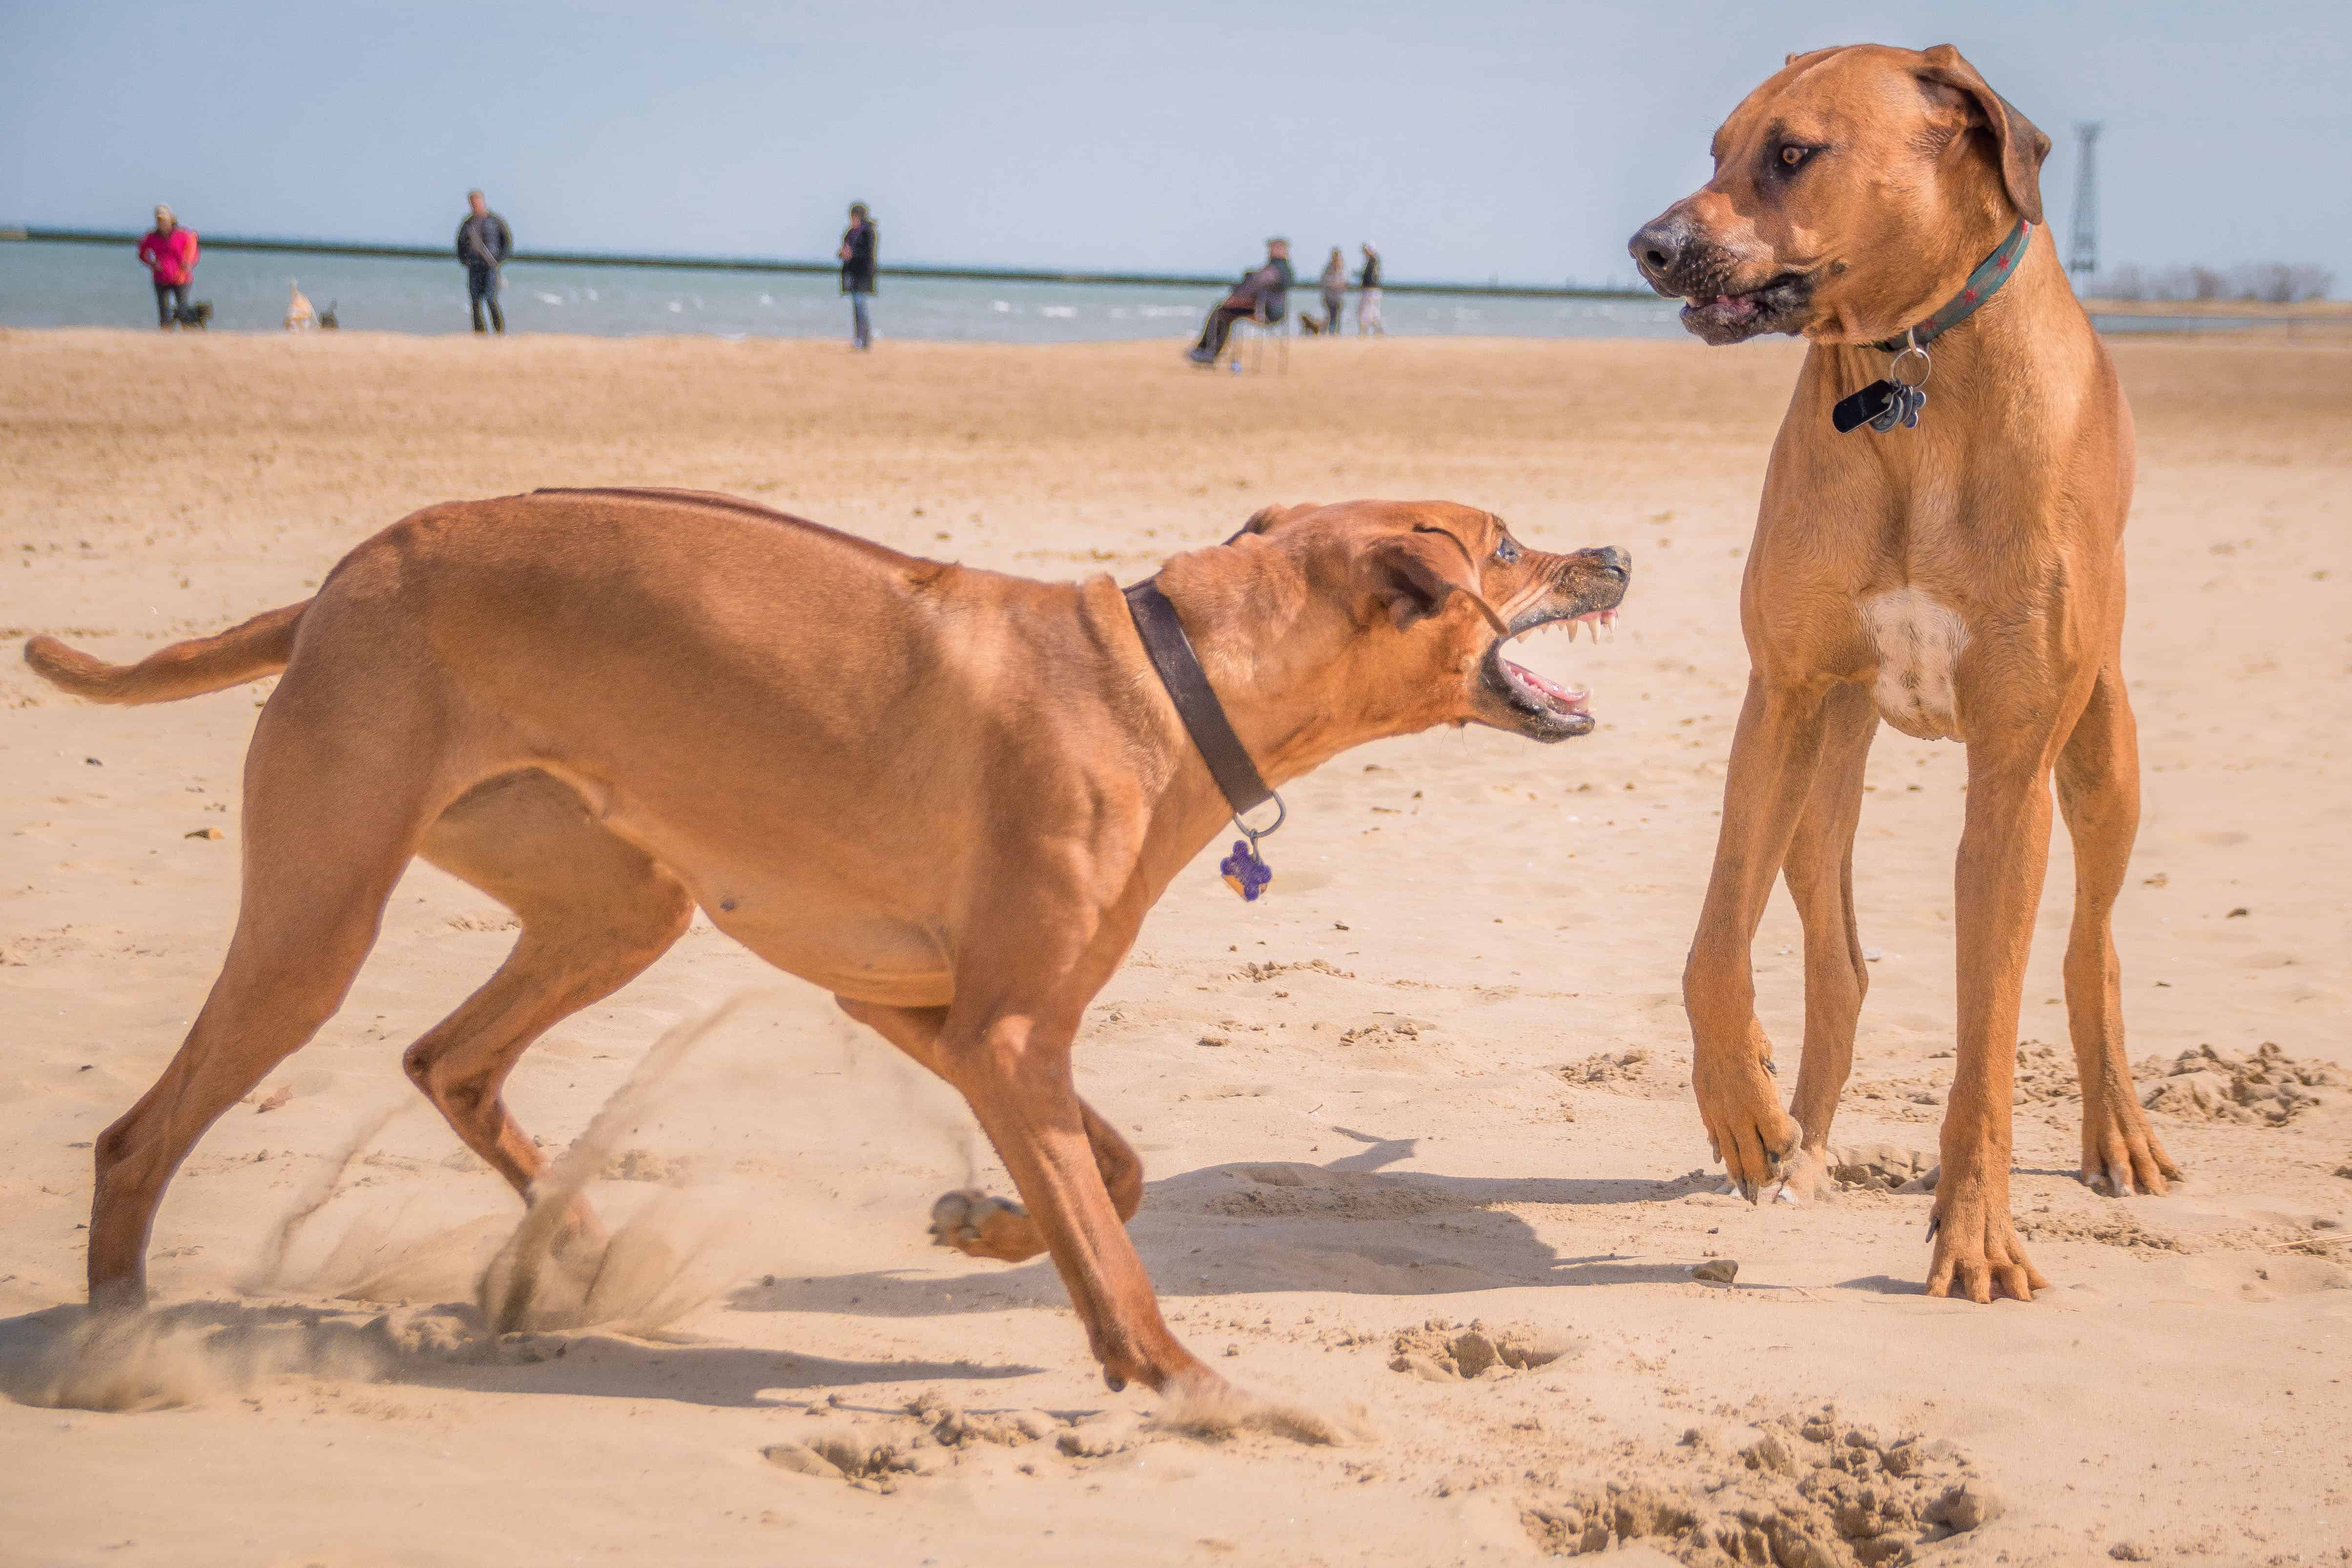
[{"x1": 1187, "y1": 238, "x2": 1293, "y2": 364}]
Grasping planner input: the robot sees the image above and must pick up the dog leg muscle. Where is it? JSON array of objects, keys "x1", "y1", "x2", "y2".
[
  {"x1": 89, "y1": 698, "x2": 450, "y2": 1309},
  {"x1": 927, "y1": 982, "x2": 1204, "y2": 1401},
  {"x1": 1684, "y1": 673, "x2": 1826, "y2": 1197},
  {"x1": 837, "y1": 997, "x2": 1145, "y2": 1261},
  {"x1": 1929, "y1": 738, "x2": 2061, "y2": 1303},
  {"x1": 2056, "y1": 667, "x2": 2180, "y2": 1197},
  {"x1": 1778, "y1": 682, "x2": 1879, "y2": 1198},
  {"x1": 407, "y1": 771, "x2": 694, "y2": 1236}
]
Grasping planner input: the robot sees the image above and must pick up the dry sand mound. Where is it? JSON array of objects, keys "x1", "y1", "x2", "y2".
[
  {"x1": 1523, "y1": 1404, "x2": 1997, "y2": 1566},
  {"x1": 2136, "y1": 1041, "x2": 2338, "y2": 1126},
  {"x1": 1387, "y1": 1316, "x2": 1579, "y2": 1380}
]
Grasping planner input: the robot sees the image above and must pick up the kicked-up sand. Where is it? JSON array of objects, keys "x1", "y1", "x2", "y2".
[{"x1": 1, "y1": 326, "x2": 2348, "y2": 1566}]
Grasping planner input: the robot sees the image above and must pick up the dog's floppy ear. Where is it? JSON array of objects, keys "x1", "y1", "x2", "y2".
[
  {"x1": 1359, "y1": 526, "x2": 1508, "y2": 634},
  {"x1": 1916, "y1": 44, "x2": 2050, "y2": 226},
  {"x1": 1224, "y1": 502, "x2": 1317, "y2": 546}
]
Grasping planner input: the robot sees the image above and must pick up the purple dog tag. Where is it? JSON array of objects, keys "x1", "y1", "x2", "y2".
[{"x1": 1219, "y1": 838, "x2": 1272, "y2": 901}]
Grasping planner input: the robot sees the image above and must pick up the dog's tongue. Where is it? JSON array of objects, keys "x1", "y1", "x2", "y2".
[{"x1": 1506, "y1": 660, "x2": 1589, "y2": 711}]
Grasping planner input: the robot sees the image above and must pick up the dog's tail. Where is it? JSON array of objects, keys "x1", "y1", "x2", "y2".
[{"x1": 24, "y1": 600, "x2": 309, "y2": 705}]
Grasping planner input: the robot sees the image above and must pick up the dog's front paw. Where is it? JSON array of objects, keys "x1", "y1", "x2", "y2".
[
  {"x1": 1695, "y1": 1060, "x2": 1799, "y2": 1201},
  {"x1": 928, "y1": 1189, "x2": 1044, "y2": 1262},
  {"x1": 1924, "y1": 1184, "x2": 2050, "y2": 1304}
]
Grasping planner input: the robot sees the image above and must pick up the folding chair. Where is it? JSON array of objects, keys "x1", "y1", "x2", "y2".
[{"x1": 1226, "y1": 301, "x2": 1290, "y2": 375}]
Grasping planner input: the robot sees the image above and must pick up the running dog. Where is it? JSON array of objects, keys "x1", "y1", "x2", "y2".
[
  {"x1": 26, "y1": 491, "x2": 1627, "y2": 1397},
  {"x1": 1629, "y1": 43, "x2": 2175, "y2": 1302}
]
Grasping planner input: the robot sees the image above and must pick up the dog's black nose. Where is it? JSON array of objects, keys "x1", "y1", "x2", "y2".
[
  {"x1": 1587, "y1": 545, "x2": 1631, "y2": 578},
  {"x1": 1629, "y1": 221, "x2": 1686, "y2": 290}
]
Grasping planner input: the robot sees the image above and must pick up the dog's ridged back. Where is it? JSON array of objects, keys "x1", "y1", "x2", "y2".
[{"x1": 24, "y1": 600, "x2": 308, "y2": 705}]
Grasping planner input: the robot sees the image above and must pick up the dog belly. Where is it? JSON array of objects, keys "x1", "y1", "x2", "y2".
[
  {"x1": 1861, "y1": 588, "x2": 1969, "y2": 742},
  {"x1": 702, "y1": 899, "x2": 955, "y2": 1008}
]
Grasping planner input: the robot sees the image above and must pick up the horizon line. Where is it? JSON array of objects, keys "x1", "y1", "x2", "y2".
[{"x1": 1, "y1": 226, "x2": 1657, "y2": 302}]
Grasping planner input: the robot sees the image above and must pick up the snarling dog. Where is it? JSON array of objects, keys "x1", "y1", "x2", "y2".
[
  {"x1": 1629, "y1": 44, "x2": 2176, "y2": 1303},
  {"x1": 25, "y1": 491, "x2": 1627, "y2": 1396}
]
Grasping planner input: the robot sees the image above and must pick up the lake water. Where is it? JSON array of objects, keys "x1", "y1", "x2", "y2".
[{"x1": 0, "y1": 238, "x2": 1684, "y2": 342}]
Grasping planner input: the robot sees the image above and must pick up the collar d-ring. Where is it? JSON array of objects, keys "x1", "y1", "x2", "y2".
[
  {"x1": 1888, "y1": 329, "x2": 1932, "y2": 390},
  {"x1": 1234, "y1": 793, "x2": 1286, "y2": 846}
]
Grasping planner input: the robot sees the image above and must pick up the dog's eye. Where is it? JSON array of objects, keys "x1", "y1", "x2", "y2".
[
  {"x1": 1493, "y1": 537, "x2": 1521, "y2": 565},
  {"x1": 1778, "y1": 144, "x2": 1812, "y2": 167}
]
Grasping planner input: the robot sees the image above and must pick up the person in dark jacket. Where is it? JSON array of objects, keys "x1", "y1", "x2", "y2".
[
  {"x1": 839, "y1": 203, "x2": 878, "y2": 350},
  {"x1": 1186, "y1": 238, "x2": 1292, "y2": 365},
  {"x1": 454, "y1": 190, "x2": 513, "y2": 333}
]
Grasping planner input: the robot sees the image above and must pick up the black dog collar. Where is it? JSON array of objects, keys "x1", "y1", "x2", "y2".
[
  {"x1": 1834, "y1": 218, "x2": 2033, "y2": 435},
  {"x1": 1123, "y1": 579, "x2": 1283, "y2": 898}
]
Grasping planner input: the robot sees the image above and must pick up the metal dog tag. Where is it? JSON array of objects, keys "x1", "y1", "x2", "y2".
[
  {"x1": 1872, "y1": 380, "x2": 1927, "y2": 432},
  {"x1": 1833, "y1": 380, "x2": 1897, "y2": 434},
  {"x1": 1836, "y1": 334, "x2": 1932, "y2": 435}
]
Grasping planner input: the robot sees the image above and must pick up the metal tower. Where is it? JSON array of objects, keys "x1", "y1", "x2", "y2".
[{"x1": 2068, "y1": 122, "x2": 2101, "y2": 281}]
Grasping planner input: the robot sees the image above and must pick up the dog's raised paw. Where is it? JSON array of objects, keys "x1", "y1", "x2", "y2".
[{"x1": 928, "y1": 1189, "x2": 1037, "y2": 1260}]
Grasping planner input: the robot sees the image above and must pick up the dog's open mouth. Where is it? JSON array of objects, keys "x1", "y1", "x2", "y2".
[
  {"x1": 1679, "y1": 272, "x2": 1812, "y2": 345},
  {"x1": 1482, "y1": 608, "x2": 1615, "y2": 739}
]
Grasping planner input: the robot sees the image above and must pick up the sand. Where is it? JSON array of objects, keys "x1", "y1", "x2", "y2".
[{"x1": 1, "y1": 326, "x2": 2348, "y2": 1566}]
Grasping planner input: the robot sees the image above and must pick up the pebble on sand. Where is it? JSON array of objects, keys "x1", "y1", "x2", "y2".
[{"x1": 1691, "y1": 1259, "x2": 1739, "y2": 1284}]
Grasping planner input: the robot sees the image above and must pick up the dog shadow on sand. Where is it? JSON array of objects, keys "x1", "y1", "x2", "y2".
[
  {"x1": 0, "y1": 1294, "x2": 1042, "y2": 1415},
  {"x1": 0, "y1": 1130, "x2": 1765, "y2": 1415},
  {"x1": 731, "y1": 1127, "x2": 1761, "y2": 1323}
]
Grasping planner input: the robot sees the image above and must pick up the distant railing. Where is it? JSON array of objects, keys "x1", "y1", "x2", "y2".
[{"x1": 0, "y1": 226, "x2": 1654, "y2": 302}]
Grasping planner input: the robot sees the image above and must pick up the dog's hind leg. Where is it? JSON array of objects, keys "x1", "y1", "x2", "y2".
[
  {"x1": 88, "y1": 698, "x2": 451, "y2": 1311},
  {"x1": 834, "y1": 997, "x2": 1143, "y2": 1263},
  {"x1": 2056, "y1": 666, "x2": 2179, "y2": 1197},
  {"x1": 1775, "y1": 682, "x2": 1879, "y2": 1201},
  {"x1": 405, "y1": 771, "x2": 694, "y2": 1229}
]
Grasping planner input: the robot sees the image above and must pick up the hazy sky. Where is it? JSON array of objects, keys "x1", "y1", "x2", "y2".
[{"x1": 4, "y1": 1, "x2": 2345, "y2": 286}]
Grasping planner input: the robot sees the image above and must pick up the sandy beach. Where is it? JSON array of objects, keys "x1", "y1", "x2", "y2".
[{"x1": 2, "y1": 326, "x2": 2348, "y2": 1567}]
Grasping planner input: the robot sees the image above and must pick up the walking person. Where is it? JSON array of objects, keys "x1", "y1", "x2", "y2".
[
  {"x1": 454, "y1": 189, "x2": 513, "y2": 334},
  {"x1": 1356, "y1": 242, "x2": 1384, "y2": 335},
  {"x1": 136, "y1": 206, "x2": 199, "y2": 329},
  {"x1": 1318, "y1": 246, "x2": 1346, "y2": 334},
  {"x1": 839, "y1": 203, "x2": 878, "y2": 349}
]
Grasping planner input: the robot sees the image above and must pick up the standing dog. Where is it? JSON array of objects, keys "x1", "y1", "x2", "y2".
[
  {"x1": 1629, "y1": 44, "x2": 2175, "y2": 1302},
  {"x1": 25, "y1": 491, "x2": 1627, "y2": 1396}
]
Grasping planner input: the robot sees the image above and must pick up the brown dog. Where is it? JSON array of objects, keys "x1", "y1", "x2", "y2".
[
  {"x1": 1628, "y1": 44, "x2": 2176, "y2": 1302},
  {"x1": 25, "y1": 489, "x2": 1627, "y2": 1395}
]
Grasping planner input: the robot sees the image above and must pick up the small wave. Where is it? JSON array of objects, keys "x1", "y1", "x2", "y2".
[
  {"x1": 990, "y1": 300, "x2": 1012, "y2": 313},
  {"x1": 534, "y1": 292, "x2": 563, "y2": 305},
  {"x1": 666, "y1": 301, "x2": 683, "y2": 312},
  {"x1": 1039, "y1": 305, "x2": 1076, "y2": 319}
]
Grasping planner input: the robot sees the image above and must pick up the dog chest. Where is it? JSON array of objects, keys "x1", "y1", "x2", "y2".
[{"x1": 1860, "y1": 588, "x2": 1969, "y2": 741}]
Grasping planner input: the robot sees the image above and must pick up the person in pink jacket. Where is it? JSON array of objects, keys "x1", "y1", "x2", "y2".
[{"x1": 136, "y1": 206, "x2": 200, "y2": 328}]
